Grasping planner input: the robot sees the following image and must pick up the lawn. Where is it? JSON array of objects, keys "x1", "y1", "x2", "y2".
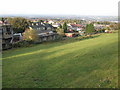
[{"x1": 2, "y1": 32, "x2": 118, "y2": 88}]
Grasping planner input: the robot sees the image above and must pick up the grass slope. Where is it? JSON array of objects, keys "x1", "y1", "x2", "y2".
[{"x1": 2, "y1": 33, "x2": 118, "y2": 88}]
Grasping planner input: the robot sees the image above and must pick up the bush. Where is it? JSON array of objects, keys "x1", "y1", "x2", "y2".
[
  {"x1": 54, "y1": 35, "x2": 63, "y2": 41},
  {"x1": 12, "y1": 40, "x2": 34, "y2": 48},
  {"x1": 75, "y1": 34, "x2": 100, "y2": 41},
  {"x1": 56, "y1": 28, "x2": 65, "y2": 35},
  {"x1": 22, "y1": 29, "x2": 39, "y2": 42}
]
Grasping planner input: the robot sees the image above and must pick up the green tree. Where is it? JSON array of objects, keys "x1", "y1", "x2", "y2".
[
  {"x1": 63, "y1": 22, "x2": 67, "y2": 33},
  {"x1": 38, "y1": 20, "x2": 44, "y2": 24},
  {"x1": 59, "y1": 24, "x2": 62, "y2": 28},
  {"x1": 86, "y1": 23, "x2": 95, "y2": 34},
  {"x1": 1, "y1": 17, "x2": 6, "y2": 22},
  {"x1": 8, "y1": 17, "x2": 30, "y2": 33},
  {"x1": 56, "y1": 27, "x2": 64, "y2": 35}
]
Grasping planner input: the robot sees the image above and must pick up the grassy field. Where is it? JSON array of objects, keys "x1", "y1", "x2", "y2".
[{"x1": 2, "y1": 32, "x2": 118, "y2": 88}]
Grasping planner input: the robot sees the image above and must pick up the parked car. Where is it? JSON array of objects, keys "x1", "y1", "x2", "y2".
[{"x1": 13, "y1": 33, "x2": 23, "y2": 42}]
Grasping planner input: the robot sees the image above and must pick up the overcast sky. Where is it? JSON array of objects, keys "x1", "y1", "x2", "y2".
[{"x1": 0, "y1": 0, "x2": 119, "y2": 16}]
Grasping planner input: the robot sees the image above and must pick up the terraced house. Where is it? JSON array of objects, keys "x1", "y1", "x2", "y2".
[{"x1": 29, "y1": 22, "x2": 58, "y2": 42}]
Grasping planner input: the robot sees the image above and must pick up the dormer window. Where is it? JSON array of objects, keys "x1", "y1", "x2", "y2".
[{"x1": 36, "y1": 23, "x2": 38, "y2": 26}]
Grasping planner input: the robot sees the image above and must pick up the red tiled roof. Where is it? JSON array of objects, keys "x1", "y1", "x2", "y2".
[
  {"x1": 0, "y1": 21, "x2": 3, "y2": 23},
  {"x1": 70, "y1": 24, "x2": 83, "y2": 27}
]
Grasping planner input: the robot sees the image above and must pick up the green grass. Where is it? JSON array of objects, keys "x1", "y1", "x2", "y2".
[{"x1": 2, "y1": 33, "x2": 118, "y2": 88}]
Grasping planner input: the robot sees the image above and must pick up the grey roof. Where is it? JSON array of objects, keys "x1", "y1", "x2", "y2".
[
  {"x1": 38, "y1": 30, "x2": 52, "y2": 33},
  {"x1": 30, "y1": 22, "x2": 54, "y2": 34},
  {"x1": 31, "y1": 24, "x2": 45, "y2": 28},
  {"x1": 30, "y1": 22, "x2": 53, "y2": 28},
  {"x1": 38, "y1": 32, "x2": 56, "y2": 38},
  {"x1": 44, "y1": 23, "x2": 53, "y2": 28}
]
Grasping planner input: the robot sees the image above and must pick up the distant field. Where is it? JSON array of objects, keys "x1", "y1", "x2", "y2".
[{"x1": 2, "y1": 32, "x2": 118, "y2": 88}]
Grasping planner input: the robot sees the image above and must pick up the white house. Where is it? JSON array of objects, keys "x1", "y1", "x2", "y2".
[{"x1": 48, "y1": 20, "x2": 54, "y2": 24}]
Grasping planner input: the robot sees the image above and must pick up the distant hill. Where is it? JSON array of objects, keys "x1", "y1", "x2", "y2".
[{"x1": 0, "y1": 14, "x2": 118, "y2": 21}]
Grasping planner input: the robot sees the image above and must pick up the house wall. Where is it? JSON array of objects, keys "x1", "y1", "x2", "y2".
[
  {"x1": 37, "y1": 34, "x2": 57, "y2": 43},
  {"x1": 1, "y1": 25, "x2": 13, "y2": 50}
]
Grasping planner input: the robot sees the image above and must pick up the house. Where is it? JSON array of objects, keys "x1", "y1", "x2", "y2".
[
  {"x1": 70, "y1": 24, "x2": 84, "y2": 31},
  {"x1": 48, "y1": 20, "x2": 55, "y2": 24},
  {"x1": 68, "y1": 24, "x2": 85, "y2": 32},
  {"x1": 78, "y1": 30, "x2": 85, "y2": 36},
  {"x1": 94, "y1": 24, "x2": 107, "y2": 29},
  {"x1": 67, "y1": 24, "x2": 85, "y2": 35},
  {"x1": 94, "y1": 24, "x2": 106, "y2": 33},
  {"x1": 29, "y1": 22, "x2": 58, "y2": 42},
  {"x1": 30, "y1": 22, "x2": 54, "y2": 31},
  {"x1": 0, "y1": 21, "x2": 3, "y2": 24},
  {"x1": 105, "y1": 30, "x2": 112, "y2": 33},
  {"x1": 52, "y1": 23, "x2": 60, "y2": 29},
  {"x1": 65, "y1": 33, "x2": 75, "y2": 37},
  {"x1": 0, "y1": 22, "x2": 13, "y2": 50}
]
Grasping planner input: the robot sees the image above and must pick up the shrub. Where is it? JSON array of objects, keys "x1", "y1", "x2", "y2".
[
  {"x1": 22, "y1": 29, "x2": 39, "y2": 42},
  {"x1": 75, "y1": 34, "x2": 100, "y2": 41},
  {"x1": 56, "y1": 28, "x2": 65, "y2": 36},
  {"x1": 53, "y1": 35, "x2": 63, "y2": 41},
  {"x1": 12, "y1": 40, "x2": 34, "y2": 48}
]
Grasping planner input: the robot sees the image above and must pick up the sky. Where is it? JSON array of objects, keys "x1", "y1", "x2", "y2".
[{"x1": 0, "y1": 0, "x2": 119, "y2": 16}]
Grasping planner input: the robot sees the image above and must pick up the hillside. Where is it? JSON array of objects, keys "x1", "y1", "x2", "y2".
[{"x1": 2, "y1": 33, "x2": 118, "y2": 88}]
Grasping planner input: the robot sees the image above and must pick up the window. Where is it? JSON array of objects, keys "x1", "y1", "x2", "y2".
[
  {"x1": 0, "y1": 29, "x2": 2, "y2": 34},
  {"x1": 6, "y1": 27, "x2": 11, "y2": 34},
  {"x1": 47, "y1": 27, "x2": 51, "y2": 30}
]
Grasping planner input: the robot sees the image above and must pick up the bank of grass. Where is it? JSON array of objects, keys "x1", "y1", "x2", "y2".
[{"x1": 2, "y1": 32, "x2": 118, "y2": 88}]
